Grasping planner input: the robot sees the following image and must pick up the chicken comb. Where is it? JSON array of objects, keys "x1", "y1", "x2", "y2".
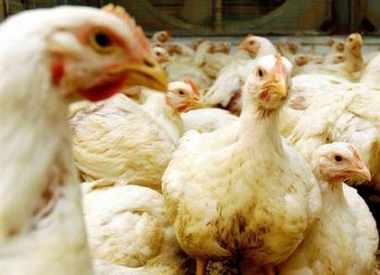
[
  {"x1": 184, "y1": 77, "x2": 200, "y2": 97},
  {"x1": 102, "y1": 4, "x2": 136, "y2": 29},
  {"x1": 101, "y1": 4, "x2": 151, "y2": 54},
  {"x1": 274, "y1": 53, "x2": 284, "y2": 75}
]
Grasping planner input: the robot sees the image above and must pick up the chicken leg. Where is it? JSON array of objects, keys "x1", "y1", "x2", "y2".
[{"x1": 196, "y1": 257, "x2": 208, "y2": 275}]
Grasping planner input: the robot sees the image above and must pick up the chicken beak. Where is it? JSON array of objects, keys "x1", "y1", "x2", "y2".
[
  {"x1": 348, "y1": 165, "x2": 371, "y2": 183},
  {"x1": 188, "y1": 99, "x2": 205, "y2": 110},
  {"x1": 108, "y1": 54, "x2": 168, "y2": 92}
]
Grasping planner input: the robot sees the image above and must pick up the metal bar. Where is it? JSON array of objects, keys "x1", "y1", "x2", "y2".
[{"x1": 214, "y1": 0, "x2": 223, "y2": 32}]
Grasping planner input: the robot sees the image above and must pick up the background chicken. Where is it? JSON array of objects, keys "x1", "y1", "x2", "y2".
[
  {"x1": 1, "y1": 4, "x2": 167, "y2": 275},
  {"x1": 278, "y1": 142, "x2": 378, "y2": 275},
  {"x1": 202, "y1": 35, "x2": 278, "y2": 113},
  {"x1": 294, "y1": 33, "x2": 364, "y2": 81},
  {"x1": 82, "y1": 178, "x2": 185, "y2": 272},
  {"x1": 70, "y1": 80, "x2": 202, "y2": 191},
  {"x1": 150, "y1": 30, "x2": 171, "y2": 47}
]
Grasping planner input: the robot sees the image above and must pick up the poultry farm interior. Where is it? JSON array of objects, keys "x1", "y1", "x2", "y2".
[{"x1": 1, "y1": 2, "x2": 380, "y2": 275}]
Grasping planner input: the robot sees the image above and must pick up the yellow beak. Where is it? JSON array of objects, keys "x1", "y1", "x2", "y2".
[
  {"x1": 266, "y1": 77, "x2": 288, "y2": 98},
  {"x1": 188, "y1": 99, "x2": 205, "y2": 110},
  {"x1": 349, "y1": 165, "x2": 371, "y2": 183},
  {"x1": 108, "y1": 54, "x2": 168, "y2": 92}
]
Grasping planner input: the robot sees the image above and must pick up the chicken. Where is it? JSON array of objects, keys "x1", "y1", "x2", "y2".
[
  {"x1": 321, "y1": 37, "x2": 345, "y2": 65},
  {"x1": 0, "y1": 4, "x2": 167, "y2": 275},
  {"x1": 326, "y1": 37, "x2": 345, "y2": 53},
  {"x1": 194, "y1": 40, "x2": 235, "y2": 78},
  {"x1": 164, "y1": 42, "x2": 213, "y2": 91},
  {"x1": 162, "y1": 54, "x2": 321, "y2": 275},
  {"x1": 202, "y1": 35, "x2": 277, "y2": 111},
  {"x1": 276, "y1": 40, "x2": 301, "y2": 63},
  {"x1": 288, "y1": 90, "x2": 380, "y2": 190},
  {"x1": 82, "y1": 178, "x2": 186, "y2": 273},
  {"x1": 236, "y1": 34, "x2": 278, "y2": 59},
  {"x1": 151, "y1": 46, "x2": 171, "y2": 66},
  {"x1": 287, "y1": 89, "x2": 380, "y2": 240},
  {"x1": 166, "y1": 42, "x2": 195, "y2": 58},
  {"x1": 286, "y1": 73, "x2": 350, "y2": 110},
  {"x1": 70, "y1": 79, "x2": 202, "y2": 191},
  {"x1": 278, "y1": 142, "x2": 378, "y2": 275},
  {"x1": 150, "y1": 30, "x2": 171, "y2": 47},
  {"x1": 294, "y1": 33, "x2": 364, "y2": 81}
]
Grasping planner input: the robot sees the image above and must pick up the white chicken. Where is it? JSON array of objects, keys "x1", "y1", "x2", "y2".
[
  {"x1": 278, "y1": 142, "x2": 378, "y2": 275},
  {"x1": 164, "y1": 42, "x2": 213, "y2": 91},
  {"x1": 294, "y1": 33, "x2": 364, "y2": 81},
  {"x1": 151, "y1": 46, "x2": 171, "y2": 66},
  {"x1": 202, "y1": 35, "x2": 277, "y2": 111},
  {"x1": 194, "y1": 40, "x2": 235, "y2": 78},
  {"x1": 288, "y1": 90, "x2": 380, "y2": 190},
  {"x1": 0, "y1": 4, "x2": 167, "y2": 275},
  {"x1": 162, "y1": 54, "x2": 321, "y2": 275},
  {"x1": 82, "y1": 178, "x2": 186, "y2": 273},
  {"x1": 150, "y1": 30, "x2": 171, "y2": 47},
  {"x1": 70, "y1": 79, "x2": 202, "y2": 191}
]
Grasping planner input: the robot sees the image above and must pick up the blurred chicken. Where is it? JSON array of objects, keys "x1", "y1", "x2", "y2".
[
  {"x1": 295, "y1": 33, "x2": 364, "y2": 81},
  {"x1": 194, "y1": 40, "x2": 235, "y2": 78},
  {"x1": 151, "y1": 46, "x2": 171, "y2": 66},
  {"x1": 202, "y1": 35, "x2": 277, "y2": 112},
  {"x1": 164, "y1": 42, "x2": 213, "y2": 91},
  {"x1": 162, "y1": 54, "x2": 321, "y2": 275},
  {"x1": 166, "y1": 42, "x2": 195, "y2": 58},
  {"x1": 276, "y1": 40, "x2": 301, "y2": 63},
  {"x1": 278, "y1": 142, "x2": 378, "y2": 275},
  {"x1": 326, "y1": 37, "x2": 345, "y2": 53},
  {"x1": 150, "y1": 30, "x2": 171, "y2": 47},
  {"x1": 1, "y1": 4, "x2": 167, "y2": 275},
  {"x1": 235, "y1": 34, "x2": 277, "y2": 59},
  {"x1": 70, "y1": 79, "x2": 202, "y2": 191}
]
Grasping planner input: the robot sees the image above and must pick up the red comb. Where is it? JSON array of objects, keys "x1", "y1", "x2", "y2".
[
  {"x1": 102, "y1": 4, "x2": 151, "y2": 55},
  {"x1": 184, "y1": 78, "x2": 200, "y2": 97}
]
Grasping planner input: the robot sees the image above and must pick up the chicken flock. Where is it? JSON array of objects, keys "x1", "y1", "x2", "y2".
[{"x1": 1, "y1": 3, "x2": 380, "y2": 275}]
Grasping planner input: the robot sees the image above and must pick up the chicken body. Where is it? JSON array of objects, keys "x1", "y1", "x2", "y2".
[
  {"x1": 162, "y1": 55, "x2": 321, "y2": 274},
  {"x1": 361, "y1": 54, "x2": 380, "y2": 86},
  {"x1": 0, "y1": 5, "x2": 166, "y2": 275},
  {"x1": 181, "y1": 108, "x2": 238, "y2": 133},
  {"x1": 70, "y1": 92, "x2": 180, "y2": 190},
  {"x1": 82, "y1": 178, "x2": 185, "y2": 271},
  {"x1": 288, "y1": 90, "x2": 380, "y2": 190},
  {"x1": 278, "y1": 142, "x2": 378, "y2": 275},
  {"x1": 70, "y1": 80, "x2": 201, "y2": 191}
]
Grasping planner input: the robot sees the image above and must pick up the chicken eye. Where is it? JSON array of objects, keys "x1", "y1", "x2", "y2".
[
  {"x1": 334, "y1": 155, "x2": 343, "y2": 163},
  {"x1": 257, "y1": 68, "x2": 264, "y2": 78},
  {"x1": 90, "y1": 31, "x2": 114, "y2": 52},
  {"x1": 177, "y1": 90, "x2": 185, "y2": 96}
]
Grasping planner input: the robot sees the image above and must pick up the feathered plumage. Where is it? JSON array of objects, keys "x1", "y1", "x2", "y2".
[{"x1": 0, "y1": 5, "x2": 167, "y2": 275}]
